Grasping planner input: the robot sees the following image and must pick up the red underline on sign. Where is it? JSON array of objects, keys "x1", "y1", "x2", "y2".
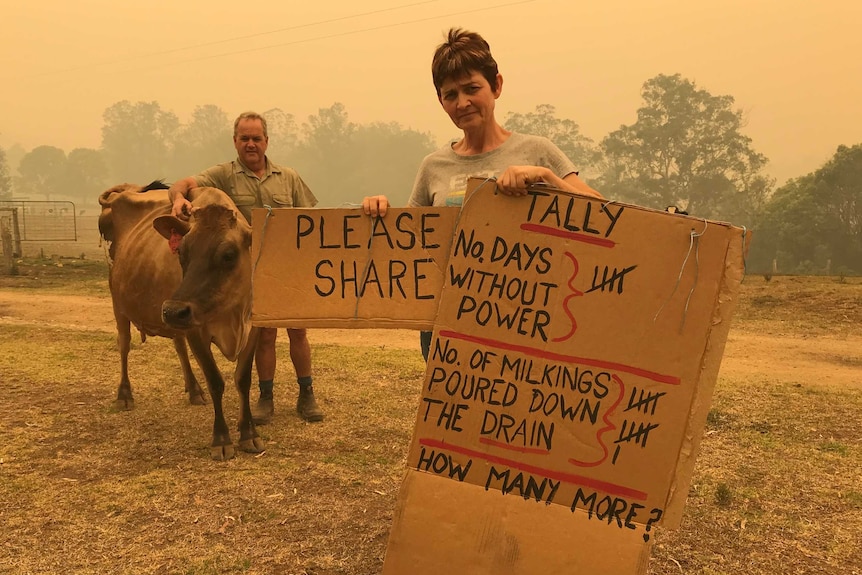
[
  {"x1": 420, "y1": 437, "x2": 648, "y2": 501},
  {"x1": 520, "y1": 223, "x2": 616, "y2": 248},
  {"x1": 438, "y1": 330, "x2": 680, "y2": 385},
  {"x1": 479, "y1": 437, "x2": 550, "y2": 455}
]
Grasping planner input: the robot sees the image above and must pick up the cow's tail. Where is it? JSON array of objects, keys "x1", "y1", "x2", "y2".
[
  {"x1": 141, "y1": 180, "x2": 170, "y2": 192},
  {"x1": 97, "y1": 188, "x2": 122, "y2": 243},
  {"x1": 97, "y1": 183, "x2": 138, "y2": 260},
  {"x1": 98, "y1": 180, "x2": 169, "y2": 264}
]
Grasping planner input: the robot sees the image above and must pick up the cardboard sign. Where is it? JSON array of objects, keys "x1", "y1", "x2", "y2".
[
  {"x1": 380, "y1": 179, "x2": 749, "y2": 574},
  {"x1": 249, "y1": 179, "x2": 749, "y2": 574},
  {"x1": 251, "y1": 206, "x2": 458, "y2": 329}
]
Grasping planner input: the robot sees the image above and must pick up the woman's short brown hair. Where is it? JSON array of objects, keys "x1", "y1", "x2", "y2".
[{"x1": 431, "y1": 28, "x2": 499, "y2": 97}]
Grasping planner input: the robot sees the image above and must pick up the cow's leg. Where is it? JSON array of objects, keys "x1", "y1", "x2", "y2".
[
  {"x1": 186, "y1": 331, "x2": 234, "y2": 461},
  {"x1": 114, "y1": 314, "x2": 135, "y2": 410},
  {"x1": 172, "y1": 336, "x2": 207, "y2": 405},
  {"x1": 235, "y1": 327, "x2": 264, "y2": 454}
]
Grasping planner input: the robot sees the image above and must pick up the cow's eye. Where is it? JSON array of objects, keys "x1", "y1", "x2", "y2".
[{"x1": 221, "y1": 246, "x2": 238, "y2": 267}]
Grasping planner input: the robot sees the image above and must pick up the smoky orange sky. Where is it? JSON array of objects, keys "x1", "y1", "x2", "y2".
[{"x1": 1, "y1": 0, "x2": 860, "y2": 186}]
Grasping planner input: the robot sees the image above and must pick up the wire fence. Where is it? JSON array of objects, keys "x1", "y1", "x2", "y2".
[{"x1": 0, "y1": 201, "x2": 104, "y2": 259}]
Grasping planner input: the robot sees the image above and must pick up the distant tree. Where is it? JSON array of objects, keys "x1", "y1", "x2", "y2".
[
  {"x1": 504, "y1": 104, "x2": 601, "y2": 178},
  {"x1": 0, "y1": 147, "x2": 11, "y2": 201},
  {"x1": 292, "y1": 103, "x2": 357, "y2": 206},
  {"x1": 301, "y1": 103, "x2": 356, "y2": 155},
  {"x1": 292, "y1": 104, "x2": 436, "y2": 207},
  {"x1": 262, "y1": 107, "x2": 300, "y2": 165},
  {"x1": 598, "y1": 74, "x2": 773, "y2": 225},
  {"x1": 341, "y1": 121, "x2": 437, "y2": 207},
  {"x1": 101, "y1": 100, "x2": 179, "y2": 184},
  {"x1": 15, "y1": 145, "x2": 67, "y2": 200},
  {"x1": 752, "y1": 144, "x2": 862, "y2": 274},
  {"x1": 4, "y1": 143, "x2": 26, "y2": 178},
  {"x1": 66, "y1": 148, "x2": 110, "y2": 205},
  {"x1": 170, "y1": 104, "x2": 232, "y2": 177}
]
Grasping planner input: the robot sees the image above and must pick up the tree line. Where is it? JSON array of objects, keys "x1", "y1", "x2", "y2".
[{"x1": 0, "y1": 73, "x2": 859, "y2": 274}]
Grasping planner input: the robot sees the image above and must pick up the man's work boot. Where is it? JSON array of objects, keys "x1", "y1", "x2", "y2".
[
  {"x1": 297, "y1": 386, "x2": 324, "y2": 423},
  {"x1": 252, "y1": 394, "x2": 274, "y2": 425}
]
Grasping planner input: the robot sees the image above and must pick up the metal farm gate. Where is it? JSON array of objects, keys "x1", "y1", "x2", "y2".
[{"x1": 0, "y1": 201, "x2": 77, "y2": 262}]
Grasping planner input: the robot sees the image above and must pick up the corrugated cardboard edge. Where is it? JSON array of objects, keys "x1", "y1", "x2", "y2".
[{"x1": 662, "y1": 225, "x2": 751, "y2": 528}]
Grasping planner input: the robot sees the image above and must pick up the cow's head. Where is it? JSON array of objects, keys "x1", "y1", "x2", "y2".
[{"x1": 152, "y1": 199, "x2": 253, "y2": 339}]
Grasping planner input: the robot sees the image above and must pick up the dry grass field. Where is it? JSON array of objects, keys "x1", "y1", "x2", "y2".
[{"x1": 0, "y1": 257, "x2": 860, "y2": 575}]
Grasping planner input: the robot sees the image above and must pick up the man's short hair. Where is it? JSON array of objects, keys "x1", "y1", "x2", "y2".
[{"x1": 234, "y1": 111, "x2": 268, "y2": 138}]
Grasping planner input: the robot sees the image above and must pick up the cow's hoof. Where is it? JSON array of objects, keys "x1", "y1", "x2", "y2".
[
  {"x1": 239, "y1": 436, "x2": 265, "y2": 453},
  {"x1": 211, "y1": 444, "x2": 236, "y2": 461},
  {"x1": 114, "y1": 398, "x2": 135, "y2": 411},
  {"x1": 188, "y1": 392, "x2": 208, "y2": 406}
]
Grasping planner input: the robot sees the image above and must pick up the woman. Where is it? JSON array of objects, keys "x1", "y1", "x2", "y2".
[{"x1": 362, "y1": 27, "x2": 604, "y2": 359}]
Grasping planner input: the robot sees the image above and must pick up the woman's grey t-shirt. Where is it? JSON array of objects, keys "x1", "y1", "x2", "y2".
[{"x1": 407, "y1": 132, "x2": 577, "y2": 208}]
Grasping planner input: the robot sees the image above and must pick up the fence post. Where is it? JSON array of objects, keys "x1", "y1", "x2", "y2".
[{"x1": 1, "y1": 217, "x2": 17, "y2": 275}]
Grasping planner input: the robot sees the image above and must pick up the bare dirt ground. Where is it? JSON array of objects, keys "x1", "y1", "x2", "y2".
[
  {"x1": 0, "y1": 291, "x2": 421, "y2": 352},
  {"x1": 1, "y1": 290, "x2": 858, "y2": 390}
]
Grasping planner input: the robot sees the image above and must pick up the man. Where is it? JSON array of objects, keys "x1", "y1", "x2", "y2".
[{"x1": 169, "y1": 111, "x2": 323, "y2": 423}]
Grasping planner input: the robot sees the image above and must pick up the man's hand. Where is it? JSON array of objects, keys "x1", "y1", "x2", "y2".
[
  {"x1": 362, "y1": 195, "x2": 390, "y2": 217},
  {"x1": 168, "y1": 177, "x2": 197, "y2": 220},
  {"x1": 171, "y1": 195, "x2": 194, "y2": 220}
]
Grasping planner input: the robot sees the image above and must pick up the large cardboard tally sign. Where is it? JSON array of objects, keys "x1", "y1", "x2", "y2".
[
  {"x1": 382, "y1": 180, "x2": 750, "y2": 574},
  {"x1": 251, "y1": 206, "x2": 458, "y2": 329},
  {"x1": 250, "y1": 178, "x2": 749, "y2": 575}
]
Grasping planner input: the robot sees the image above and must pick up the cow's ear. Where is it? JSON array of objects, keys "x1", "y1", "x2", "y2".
[{"x1": 153, "y1": 215, "x2": 190, "y2": 240}]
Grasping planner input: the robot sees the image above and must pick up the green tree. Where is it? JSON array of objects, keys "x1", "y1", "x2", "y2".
[
  {"x1": 15, "y1": 145, "x2": 67, "y2": 200},
  {"x1": 292, "y1": 103, "x2": 357, "y2": 206},
  {"x1": 66, "y1": 148, "x2": 110, "y2": 205},
  {"x1": 4, "y1": 144, "x2": 26, "y2": 179},
  {"x1": 599, "y1": 74, "x2": 773, "y2": 225},
  {"x1": 504, "y1": 104, "x2": 601, "y2": 178},
  {"x1": 752, "y1": 144, "x2": 862, "y2": 274},
  {"x1": 292, "y1": 104, "x2": 436, "y2": 207},
  {"x1": 170, "y1": 104, "x2": 232, "y2": 178},
  {"x1": 341, "y1": 121, "x2": 436, "y2": 207},
  {"x1": 262, "y1": 107, "x2": 299, "y2": 165},
  {"x1": 101, "y1": 100, "x2": 179, "y2": 184},
  {"x1": 0, "y1": 146, "x2": 11, "y2": 200},
  {"x1": 301, "y1": 103, "x2": 355, "y2": 155}
]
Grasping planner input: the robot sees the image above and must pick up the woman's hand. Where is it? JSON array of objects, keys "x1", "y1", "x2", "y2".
[
  {"x1": 496, "y1": 166, "x2": 550, "y2": 196},
  {"x1": 362, "y1": 195, "x2": 390, "y2": 217},
  {"x1": 497, "y1": 166, "x2": 604, "y2": 199}
]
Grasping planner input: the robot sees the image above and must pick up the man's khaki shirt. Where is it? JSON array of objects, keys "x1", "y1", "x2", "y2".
[{"x1": 194, "y1": 157, "x2": 317, "y2": 224}]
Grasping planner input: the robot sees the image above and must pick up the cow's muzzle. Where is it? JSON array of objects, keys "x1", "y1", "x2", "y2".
[{"x1": 162, "y1": 300, "x2": 198, "y2": 329}]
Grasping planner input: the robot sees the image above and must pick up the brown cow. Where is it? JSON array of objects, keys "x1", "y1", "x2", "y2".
[
  {"x1": 99, "y1": 182, "x2": 263, "y2": 460},
  {"x1": 99, "y1": 181, "x2": 207, "y2": 409}
]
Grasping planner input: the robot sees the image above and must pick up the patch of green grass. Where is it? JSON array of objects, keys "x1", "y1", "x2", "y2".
[
  {"x1": 706, "y1": 407, "x2": 734, "y2": 430},
  {"x1": 749, "y1": 294, "x2": 781, "y2": 307},
  {"x1": 818, "y1": 441, "x2": 848, "y2": 456},
  {"x1": 843, "y1": 491, "x2": 862, "y2": 509},
  {"x1": 714, "y1": 483, "x2": 733, "y2": 507},
  {"x1": 183, "y1": 556, "x2": 252, "y2": 575}
]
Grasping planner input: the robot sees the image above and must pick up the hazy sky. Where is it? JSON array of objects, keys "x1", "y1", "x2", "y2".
[{"x1": 1, "y1": 0, "x2": 860, "y2": 186}]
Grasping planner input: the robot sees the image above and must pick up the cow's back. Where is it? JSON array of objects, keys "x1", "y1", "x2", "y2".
[{"x1": 100, "y1": 185, "x2": 184, "y2": 338}]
